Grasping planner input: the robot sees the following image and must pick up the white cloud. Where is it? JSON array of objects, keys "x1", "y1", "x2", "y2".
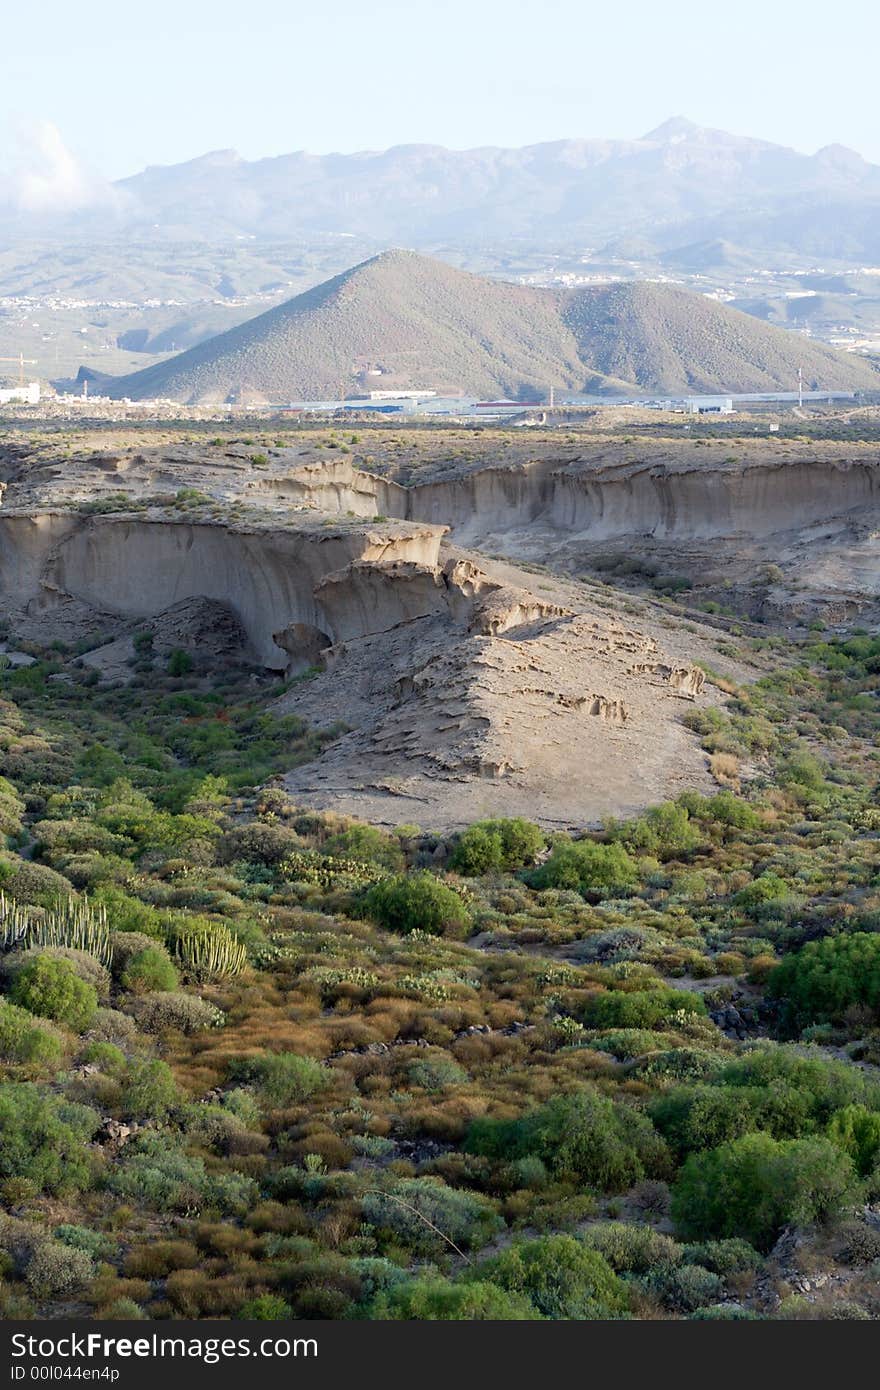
[{"x1": 0, "y1": 119, "x2": 122, "y2": 215}]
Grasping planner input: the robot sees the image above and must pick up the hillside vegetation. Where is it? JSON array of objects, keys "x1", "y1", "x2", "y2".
[
  {"x1": 3, "y1": 577, "x2": 880, "y2": 1320},
  {"x1": 109, "y1": 251, "x2": 880, "y2": 404}
]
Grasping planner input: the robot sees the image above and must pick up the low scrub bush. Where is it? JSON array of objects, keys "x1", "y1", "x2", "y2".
[
  {"x1": 107, "y1": 1139, "x2": 257, "y2": 1215},
  {"x1": 583, "y1": 987, "x2": 706, "y2": 1031},
  {"x1": 362, "y1": 1178, "x2": 502, "y2": 1255},
  {"x1": 362, "y1": 872, "x2": 470, "y2": 936},
  {"x1": 528, "y1": 840, "x2": 638, "y2": 897},
  {"x1": 450, "y1": 819, "x2": 544, "y2": 876},
  {"x1": 25, "y1": 1240, "x2": 94, "y2": 1300},
  {"x1": 9, "y1": 955, "x2": 98, "y2": 1031},
  {"x1": 0, "y1": 1084, "x2": 99, "y2": 1195},
  {"x1": 0, "y1": 1001, "x2": 63, "y2": 1068},
  {"x1": 582, "y1": 1222, "x2": 682, "y2": 1274},
  {"x1": 671, "y1": 1132, "x2": 857, "y2": 1251},
  {"x1": 467, "y1": 1090, "x2": 669, "y2": 1191},
  {"x1": 470, "y1": 1236, "x2": 629, "y2": 1319},
  {"x1": 769, "y1": 932, "x2": 880, "y2": 1030},
  {"x1": 125, "y1": 991, "x2": 223, "y2": 1034},
  {"x1": 120, "y1": 945, "x2": 179, "y2": 994},
  {"x1": 251, "y1": 1052, "x2": 326, "y2": 1107},
  {"x1": 371, "y1": 1277, "x2": 538, "y2": 1320}
]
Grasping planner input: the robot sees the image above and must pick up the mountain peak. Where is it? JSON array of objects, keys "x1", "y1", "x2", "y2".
[
  {"x1": 814, "y1": 142, "x2": 867, "y2": 170},
  {"x1": 642, "y1": 117, "x2": 702, "y2": 143}
]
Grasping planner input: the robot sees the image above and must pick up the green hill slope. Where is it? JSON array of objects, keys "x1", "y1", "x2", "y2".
[
  {"x1": 560, "y1": 280, "x2": 876, "y2": 394},
  {"x1": 108, "y1": 250, "x2": 880, "y2": 403}
]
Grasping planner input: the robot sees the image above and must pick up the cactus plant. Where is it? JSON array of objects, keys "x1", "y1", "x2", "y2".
[
  {"x1": 0, "y1": 894, "x2": 111, "y2": 966},
  {"x1": 173, "y1": 923, "x2": 248, "y2": 980}
]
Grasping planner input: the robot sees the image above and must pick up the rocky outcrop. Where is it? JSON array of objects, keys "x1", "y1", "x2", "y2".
[
  {"x1": 629, "y1": 662, "x2": 706, "y2": 698},
  {"x1": 0, "y1": 511, "x2": 446, "y2": 669},
  {"x1": 146, "y1": 596, "x2": 250, "y2": 661},
  {"x1": 280, "y1": 610, "x2": 711, "y2": 830},
  {"x1": 0, "y1": 445, "x2": 740, "y2": 827}
]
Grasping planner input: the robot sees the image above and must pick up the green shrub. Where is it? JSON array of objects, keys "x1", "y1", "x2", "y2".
[
  {"x1": 221, "y1": 1087, "x2": 263, "y2": 1128},
  {"x1": 467, "y1": 1090, "x2": 669, "y2": 1191},
  {"x1": 123, "y1": 1059, "x2": 180, "y2": 1121},
  {"x1": 768, "y1": 932, "x2": 880, "y2": 1029},
  {"x1": 168, "y1": 650, "x2": 194, "y2": 677},
  {"x1": 0, "y1": 1001, "x2": 63, "y2": 1068},
  {"x1": 735, "y1": 873, "x2": 791, "y2": 913},
  {"x1": 373, "y1": 1277, "x2": 539, "y2": 1320},
  {"x1": 10, "y1": 955, "x2": 98, "y2": 1031},
  {"x1": 683, "y1": 791, "x2": 760, "y2": 832},
  {"x1": 0, "y1": 1084, "x2": 98, "y2": 1195},
  {"x1": 121, "y1": 946, "x2": 179, "y2": 994},
  {"x1": 125, "y1": 991, "x2": 223, "y2": 1034},
  {"x1": 362, "y1": 872, "x2": 470, "y2": 936},
  {"x1": 0, "y1": 858, "x2": 74, "y2": 908},
  {"x1": 651, "y1": 1083, "x2": 776, "y2": 1157},
  {"x1": 470, "y1": 1236, "x2": 629, "y2": 1318},
  {"x1": 108, "y1": 1139, "x2": 257, "y2": 1215},
  {"x1": 680, "y1": 1238, "x2": 761, "y2": 1277},
  {"x1": 582, "y1": 1222, "x2": 682, "y2": 1274},
  {"x1": 826, "y1": 1105, "x2": 880, "y2": 1178},
  {"x1": 362, "y1": 1178, "x2": 502, "y2": 1255},
  {"x1": 584, "y1": 987, "x2": 706, "y2": 1031},
  {"x1": 672, "y1": 1133, "x2": 857, "y2": 1251},
  {"x1": 450, "y1": 818, "x2": 544, "y2": 876},
  {"x1": 618, "y1": 802, "x2": 704, "y2": 859},
  {"x1": 53, "y1": 1224, "x2": 115, "y2": 1261},
  {"x1": 0, "y1": 776, "x2": 25, "y2": 839},
  {"x1": 110, "y1": 931, "x2": 165, "y2": 975},
  {"x1": 239, "y1": 1294, "x2": 293, "y2": 1319},
  {"x1": 407, "y1": 1054, "x2": 469, "y2": 1091},
  {"x1": 3, "y1": 947, "x2": 110, "y2": 1000},
  {"x1": 642, "y1": 1262, "x2": 723, "y2": 1313},
  {"x1": 322, "y1": 824, "x2": 405, "y2": 871},
  {"x1": 717, "y1": 1048, "x2": 877, "y2": 1123},
  {"x1": 528, "y1": 840, "x2": 638, "y2": 897},
  {"x1": 99, "y1": 1298, "x2": 148, "y2": 1320},
  {"x1": 255, "y1": 1052, "x2": 326, "y2": 1107}
]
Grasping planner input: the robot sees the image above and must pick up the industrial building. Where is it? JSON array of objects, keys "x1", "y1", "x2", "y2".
[{"x1": 686, "y1": 396, "x2": 733, "y2": 414}]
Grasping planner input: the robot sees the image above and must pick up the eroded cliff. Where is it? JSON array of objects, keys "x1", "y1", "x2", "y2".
[{"x1": 8, "y1": 434, "x2": 856, "y2": 826}]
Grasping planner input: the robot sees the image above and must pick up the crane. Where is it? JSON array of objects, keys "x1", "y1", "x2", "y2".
[{"x1": 0, "y1": 353, "x2": 38, "y2": 386}]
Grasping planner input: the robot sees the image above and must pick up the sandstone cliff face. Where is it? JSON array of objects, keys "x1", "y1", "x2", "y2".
[
  {"x1": 1, "y1": 441, "x2": 792, "y2": 827},
  {"x1": 253, "y1": 453, "x2": 880, "y2": 625},
  {"x1": 0, "y1": 512, "x2": 446, "y2": 669},
  {"x1": 362, "y1": 455, "x2": 880, "y2": 545}
]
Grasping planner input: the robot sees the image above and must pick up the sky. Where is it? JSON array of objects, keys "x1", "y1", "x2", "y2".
[{"x1": 1, "y1": 0, "x2": 877, "y2": 189}]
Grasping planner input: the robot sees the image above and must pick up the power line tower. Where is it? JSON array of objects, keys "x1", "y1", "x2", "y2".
[{"x1": 798, "y1": 367, "x2": 804, "y2": 409}]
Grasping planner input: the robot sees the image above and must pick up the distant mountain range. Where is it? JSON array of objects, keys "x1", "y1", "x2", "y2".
[
  {"x1": 105, "y1": 249, "x2": 880, "y2": 404},
  {"x1": 5, "y1": 119, "x2": 880, "y2": 264}
]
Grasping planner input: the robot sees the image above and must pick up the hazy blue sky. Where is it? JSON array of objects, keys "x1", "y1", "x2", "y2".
[{"x1": 2, "y1": 0, "x2": 877, "y2": 181}]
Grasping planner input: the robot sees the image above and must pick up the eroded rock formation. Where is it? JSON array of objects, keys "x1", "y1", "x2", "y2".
[{"x1": 9, "y1": 438, "x2": 836, "y2": 827}]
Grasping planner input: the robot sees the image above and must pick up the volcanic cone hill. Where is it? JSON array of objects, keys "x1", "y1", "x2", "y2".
[{"x1": 105, "y1": 250, "x2": 880, "y2": 404}]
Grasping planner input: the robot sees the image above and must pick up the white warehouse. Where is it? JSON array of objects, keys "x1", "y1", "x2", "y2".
[{"x1": 686, "y1": 396, "x2": 734, "y2": 414}]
